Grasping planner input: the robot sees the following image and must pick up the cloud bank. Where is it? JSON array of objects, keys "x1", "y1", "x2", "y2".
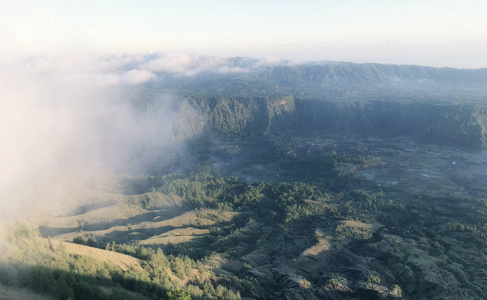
[
  {"x1": 0, "y1": 52, "x2": 291, "y2": 225},
  {"x1": 0, "y1": 55, "x2": 172, "y2": 221}
]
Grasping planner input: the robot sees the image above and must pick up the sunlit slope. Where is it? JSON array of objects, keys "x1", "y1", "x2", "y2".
[
  {"x1": 60, "y1": 242, "x2": 143, "y2": 272},
  {"x1": 49, "y1": 207, "x2": 238, "y2": 249},
  {"x1": 23, "y1": 178, "x2": 237, "y2": 250}
]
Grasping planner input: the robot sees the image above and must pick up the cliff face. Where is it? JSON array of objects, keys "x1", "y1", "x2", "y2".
[
  {"x1": 178, "y1": 95, "x2": 487, "y2": 150},
  {"x1": 294, "y1": 100, "x2": 487, "y2": 150},
  {"x1": 419, "y1": 106, "x2": 487, "y2": 149}
]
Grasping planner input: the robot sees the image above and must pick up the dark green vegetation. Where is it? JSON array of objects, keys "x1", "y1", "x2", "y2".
[
  {"x1": 4, "y1": 136, "x2": 487, "y2": 299},
  {"x1": 3, "y1": 61, "x2": 487, "y2": 299},
  {"x1": 133, "y1": 94, "x2": 487, "y2": 152},
  {"x1": 194, "y1": 96, "x2": 487, "y2": 149}
]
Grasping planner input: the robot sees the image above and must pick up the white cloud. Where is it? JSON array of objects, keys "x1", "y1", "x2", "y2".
[
  {"x1": 217, "y1": 66, "x2": 250, "y2": 73},
  {"x1": 121, "y1": 69, "x2": 156, "y2": 85},
  {"x1": 142, "y1": 53, "x2": 195, "y2": 74},
  {"x1": 255, "y1": 57, "x2": 289, "y2": 67},
  {"x1": 140, "y1": 53, "x2": 251, "y2": 75},
  {"x1": 0, "y1": 54, "x2": 206, "y2": 224},
  {"x1": 97, "y1": 54, "x2": 147, "y2": 72}
]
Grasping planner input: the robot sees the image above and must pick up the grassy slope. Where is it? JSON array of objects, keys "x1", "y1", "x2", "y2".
[{"x1": 59, "y1": 241, "x2": 143, "y2": 272}]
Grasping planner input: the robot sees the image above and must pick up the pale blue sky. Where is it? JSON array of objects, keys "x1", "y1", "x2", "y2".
[{"x1": 2, "y1": 0, "x2": 486, "y2": 67}]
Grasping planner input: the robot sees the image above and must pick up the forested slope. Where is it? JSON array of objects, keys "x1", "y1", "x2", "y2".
[{"x1": 154, "y1": 94, "x2": 487, "y2": 150}]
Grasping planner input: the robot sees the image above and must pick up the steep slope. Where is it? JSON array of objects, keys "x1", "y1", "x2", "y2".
[{"x1": 176, "y1": 94, "x2": 487, "y2": 149}]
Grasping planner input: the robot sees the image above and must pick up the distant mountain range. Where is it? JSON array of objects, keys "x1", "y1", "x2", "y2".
[{"x1": 120, "y1": 54, "x2": 487, "y2": 101}]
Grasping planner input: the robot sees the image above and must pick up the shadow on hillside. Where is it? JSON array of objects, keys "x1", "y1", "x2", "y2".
[
  {"x1": 125, "y1": 214, "x2": 250, "y2": 256},
  {"x1": 39, "y1": 208, "x2": 251, "y2": 261},
  {"x1": 0, "y1": 262, "x2": 170, "y2": 300},
  {"x1": 38, "y1": 206, "x2": 186, "y2": 238},
  {"x1": 101, "y1": 225, "x2": 176, "y2": 242},
  {"x1": 64, "y1": 201, "x2": 116, "y2": 217}
]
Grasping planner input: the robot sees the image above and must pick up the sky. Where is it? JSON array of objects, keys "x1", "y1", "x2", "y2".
[{"x1": 1, "y1": 0, "x2": 487, "y2": 68}]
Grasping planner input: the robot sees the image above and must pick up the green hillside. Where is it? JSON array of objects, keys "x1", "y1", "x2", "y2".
[{"x1": 3, "y1": 60, "x2": 487, "y2": 299}]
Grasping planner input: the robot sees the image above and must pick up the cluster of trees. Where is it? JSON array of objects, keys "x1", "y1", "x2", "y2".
[
  {"x1": 159, "y1": 173, "x2": 335, "y2": 223},
  {"x1": 158, "y1": 173, "x2": 412, "y2": 227}
]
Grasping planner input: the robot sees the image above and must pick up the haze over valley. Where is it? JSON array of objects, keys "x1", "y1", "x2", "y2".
[{"x1": 2, "y1": 1, "x2": 487, "y2": 300}]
